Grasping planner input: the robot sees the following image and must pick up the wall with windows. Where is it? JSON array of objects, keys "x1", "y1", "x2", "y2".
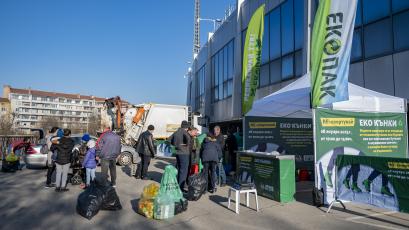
[
  {"x1": 242, "y1": 0, "x2": 308, "y2": 100},
  {"x1": 349, "y1": 0, "x2": 409, "y2": 99},
  {"x1": 195, "y1": 65, "x2": 205, "y2": 110},
  {"x1": 211, "y1": 39, "x2": 234, "y2": 102},
  {"x1": 187, "y1": 0, "x2": 409, "y2": 126}
]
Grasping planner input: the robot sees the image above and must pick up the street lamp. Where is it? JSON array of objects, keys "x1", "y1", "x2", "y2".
[{"x1": 197, "y1": 18, "x2": 222, "y2": 32}]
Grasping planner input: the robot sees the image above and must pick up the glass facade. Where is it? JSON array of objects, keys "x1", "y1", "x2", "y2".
[
  {"x1": 256, "y1": 0, "x2": 305, "y2": 88},
  {"x1": 212, "y1": 39, "x2": 235, "y2": 102},
  {"x1": 351, "y1": 0, "x2": 409, "y2": 61},
  {"x1": 195, "y1": 65, "x2": 205, "y2": 109}
]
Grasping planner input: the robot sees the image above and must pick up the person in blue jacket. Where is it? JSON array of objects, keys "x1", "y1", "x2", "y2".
[{"x1": 82, "y1": 140, "x2": 97, "y2": 188}]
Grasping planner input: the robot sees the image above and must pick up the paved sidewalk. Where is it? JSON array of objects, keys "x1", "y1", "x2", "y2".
[{"x1": 0, "y1": 158, "x2": 408, "y2": 230}]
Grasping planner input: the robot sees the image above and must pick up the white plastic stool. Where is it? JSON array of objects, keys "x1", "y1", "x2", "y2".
[{"x1": 228, "y1": 187, "x2": 259, "y2": 214}]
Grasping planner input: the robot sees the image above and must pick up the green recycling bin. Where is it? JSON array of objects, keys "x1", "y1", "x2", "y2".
[{"x1": 237, "y1": 151, "x2": 295, "y2": 203}]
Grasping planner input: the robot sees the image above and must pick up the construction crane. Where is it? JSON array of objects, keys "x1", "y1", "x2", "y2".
[{"x1": 193, "y1": 0, "x2": 200, "y2": 58}]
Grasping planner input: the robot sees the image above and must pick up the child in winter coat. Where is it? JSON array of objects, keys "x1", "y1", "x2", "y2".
[{"x1": 82, "y1": 140, "x2": 97, "y2": 187}]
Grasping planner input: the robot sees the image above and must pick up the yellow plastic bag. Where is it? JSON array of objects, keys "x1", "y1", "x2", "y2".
[
  {"x1": 138, "y1": 198, "x2": 155, "y2": 219},
  {"x1": 142, "y1": 183, "x2": 159, "y2": 199},
  {"x1": 6, "y1": 152, "x2": 18, "y2": 162}
]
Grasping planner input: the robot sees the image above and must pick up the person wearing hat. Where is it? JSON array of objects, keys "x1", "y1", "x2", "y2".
[
  {"x1": 135, "y1": 125, "x2": 156, "y2": 180},
  {"x1": 82, "y1": 140, "x2": 97, "y2": 188},
  {"x1": 169, "y1": 120, "x2": 191, "y2": 191},
  {"x1": 78, "y1": 133, "x2": 91, "y2": 188}
]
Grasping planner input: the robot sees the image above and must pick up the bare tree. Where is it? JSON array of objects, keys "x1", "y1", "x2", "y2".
[
  {"x1": 0, "y1": 112, "x2": 16, "y2": 135},
  {"x1": 87, "y1": 114, "x2": 102, "y2": 136},
  {"x1": 38, "y1": 116, "x2": 62, "y2": 132}
]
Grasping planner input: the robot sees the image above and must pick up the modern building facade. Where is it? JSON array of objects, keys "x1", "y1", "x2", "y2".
[
  {"x1": 187, "y1": 0, "x2": 409, "y2": 130},
  {"x1": 3, "y1": 85, "x2": 106, "y2": 134}
]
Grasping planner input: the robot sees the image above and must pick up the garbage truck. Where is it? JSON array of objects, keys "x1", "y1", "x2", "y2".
[{"x1": 101, "y1": 101, "x2": 202, "y2": 166}]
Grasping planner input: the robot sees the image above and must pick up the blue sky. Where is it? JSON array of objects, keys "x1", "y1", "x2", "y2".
[{"x1": 0, "y1": 0, "x2": 235, "y2": 105}]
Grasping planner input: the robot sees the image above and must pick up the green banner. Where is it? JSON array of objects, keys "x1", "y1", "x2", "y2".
[
  {"x1": 311, "y1": 0, "x2": 358, "y2": 107},
  {"x1": 244, "y1": 116, "x2": 313, "y2": 170},
  {"x1": 242, "y1": 4, "x2": 264, "y2": 115},
  {"x1": 238, "y1": 152, "x2": 295, "y2": 203},
  {"x1": 336, "y1": 155, "x2": 409, "y2": 214},
  {"x1": 314, "y1": 108, "x2": 408, "y2": 204}
]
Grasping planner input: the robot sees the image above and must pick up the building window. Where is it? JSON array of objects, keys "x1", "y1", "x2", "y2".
[
  {"x1": 392, "y1": 0, "x2": 409, "y2": 13},
  {"x1": 352, "y1": 0, "x2": 409, "y2": 62},
  {"x1": 253, "y1": 0, "x2": 305, "y2": 88},
  {"x1": 281, "y1": 0, "x2": 294, "y2": 55},
  {"x1": 269, "y1": 9, "x2": 281, "y2": 60},
  {"x1": 393, "y1": 10, "x2": 409, "y2": 51},
  {"x1": 351, "y1": 29, "x2": 363, "y2": 61},
  {"x1": 364, "y1": 18, "x2": 393, "y2": 58},
  {"x1": 195, "y1": 65, "x2": 205, "y2": 109},
  {"x1": 363, "y1": 0, "x2": 390, "y2": 24},
  {"x1": 212, "y1": 39, "x2": 234, "y2": 102},
  {"x1": 261, "y1": 15, "x2": 270, "y2": 64}
]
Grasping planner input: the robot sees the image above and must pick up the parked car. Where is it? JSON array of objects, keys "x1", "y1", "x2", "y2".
[{"x1": 23, "y1": 129, "x2": 47, "y2": 168}]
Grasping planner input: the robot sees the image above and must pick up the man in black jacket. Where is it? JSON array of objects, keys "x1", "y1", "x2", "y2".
[
  {"x1": 50, "y1": 129, "x2": 74, "y2": 192},
  {"x1": 136, "y1": 125, "x2": 156, "y2": 180},
  {"x1": 214, "y1": 126, "x2": 226, "y2": 186},
  {"x1": 170, "y1": 120, "x2": 191, "y2": 191}
]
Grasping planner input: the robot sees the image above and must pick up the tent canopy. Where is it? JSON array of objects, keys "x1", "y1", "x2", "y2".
[{"x1": 246, "y1": 73, "x2": 407, "y2": 118}]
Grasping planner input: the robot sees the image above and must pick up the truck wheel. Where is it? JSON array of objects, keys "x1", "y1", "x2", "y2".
[{"x1": 118, "y1": 151, "x2": 132, "y2": 166}]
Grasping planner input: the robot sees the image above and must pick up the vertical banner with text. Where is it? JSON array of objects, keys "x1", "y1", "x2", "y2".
[
  {"x1": 314, "y1": 108, "x2": 408, "y2": 204},
  {"x1": 242, "y1": 4, "x2": 264, "y2": 115},
  {"x1": 311, "y1": 0, "x2": 357, "y2": 107}
]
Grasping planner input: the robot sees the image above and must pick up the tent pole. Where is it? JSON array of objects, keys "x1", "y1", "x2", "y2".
[{"x1": 312, "y1": 108, "x2": 318, "y2": 189}]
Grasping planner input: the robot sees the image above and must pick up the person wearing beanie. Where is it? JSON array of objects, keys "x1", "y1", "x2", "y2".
[
  {"x1": 78, "y1": 133, "x2": 91, "y2": 188},
  {"x1": 82, "y1": 140, "x2": 97, "y2": 188},
  {"x1": 169, "y1": 120, "x2": 191, "y2": 192},
  {"x1": 82, "y1": 134, "x2": 91, "y2": 142},
  {"x1": 57, "y1": 129, "x2": 64, "y2": 138},
  {"x1": 135, "y1": 125, "x2": 156, "y2": 180}
]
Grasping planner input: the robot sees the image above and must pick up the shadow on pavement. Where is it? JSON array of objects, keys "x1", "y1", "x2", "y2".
[
  {"x1": 153, "y1": 160, "x2": 173, "y2": 170},
  {"x1": 323, "y1": 206, "x2": 409, "y2": 229},
  {"x1": 295, "y1": 181, "x2": 314, "y2": 206},
  {"x1": 121, "y1": 165, "x2": 132, "y2": 177},
  {"x1": 208, "y1": 194, "x2": 232, "y2": 211},
  {"x1": 130, "y1": 198, "x2": 140, "y2": 214},
  {"x1": 146, "y1": 171, "x2": 163, "y2": 183}
]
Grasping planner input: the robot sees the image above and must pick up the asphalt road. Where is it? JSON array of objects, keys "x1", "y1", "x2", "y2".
[{"x1": 0, "y1": 158, "x2": 408, "y2": 230}]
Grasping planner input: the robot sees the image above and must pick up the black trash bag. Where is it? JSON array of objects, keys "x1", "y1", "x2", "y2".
[
  {"x1": 100, "y1": 186, "x2": 122, "y2": 211},
  {"x1": 76, "y1": 182, "x2": 105, "y2": 220},
  {"x1": 312, "y1": 187, "x2": 324, "y2": 207},
  {"x1": 1, "y1": 160, "x2": 19, "y2": 173},
  {"x1": 186, "y1": 173, "x2": 207, "y2": 201},
  {"x1": 174, "y1": 199, "x2": 188, "y2": 215}
]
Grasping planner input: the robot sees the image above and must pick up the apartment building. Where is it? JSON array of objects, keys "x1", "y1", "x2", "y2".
[
  {"x1": 0, "y1": 97, "x2": 11, "y2": 117},
  {"x1": 3, "y1": 85, "x2": 106, "y2": 134}
]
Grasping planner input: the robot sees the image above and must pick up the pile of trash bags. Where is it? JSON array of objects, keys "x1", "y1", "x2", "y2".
[
  {"x1": 77, "y1": 179, "x2": 122, "y2": 220},
  {"x1": 138, "y1": 165, "x2": 188, "y2": 220}
]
